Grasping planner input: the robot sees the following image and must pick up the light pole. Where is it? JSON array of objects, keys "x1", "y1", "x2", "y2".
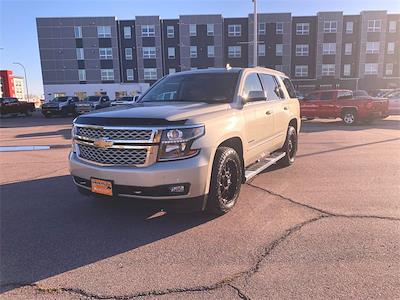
[
  {"x1": 13, "y1": 62, "x2": 30, "y2": 102},
  {"x1": 253, "y1": 0, "x2": 258, "y2": 67}
]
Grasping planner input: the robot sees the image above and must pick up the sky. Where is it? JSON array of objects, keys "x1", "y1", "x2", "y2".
[{"x1": 1, "y1": 0, "x2": 399, "y2": 97}]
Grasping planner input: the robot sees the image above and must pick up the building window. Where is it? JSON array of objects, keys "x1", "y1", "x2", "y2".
[
  {"x1": 144, "y1": 68, "x2": 157, "y2": 80},
  {"x1": 295, "y1": 65, "x2": 308, "y2": 77},
  {"x1": 345, "y1": 21, "x2": 353, "y2": 34},
  {"x1": 124, "y1": 26, "x2": 132, "y2": 39},
  {"x1": 207, "y1": 45, "x2": 215, "y2": 58},
  {"x1": 387, "y1": 42, "x2": 395, "y2": 54},
  {"x1": 97, "y1": 26, "x2": 111, "y2": 38},
  {"x1": 101, "y1": 69, "x2": 114, "y2": 80},
  {"x1": 228, "y1": 46, "x2": 241, "y2": 58},
  {"x1": 167, "y1": 26, "x2": 175, "y2": 38},
  {"x1": 125, "y1": 48, "x2": 133, "y2": 60},
  {"x1": 78, "y1": 69, "x2": 86, "y2": 81},
  {"x1": 366, "y1": 42, "x2": 380, "y2": 54},
  {"x1": 190, "y1": 46, "x2": 197, "y2": 58},
  {"x1": 228, "y1": 24, "x2": 241, "y2": 37},
  {"x1": 207, "y1": 24, "x2": 214, "y2": 36},
  {"x1": 323, "y1": 43, "x2": 336, "y2": 55},
  {"x1": 385, "y1": 63, "x2": 393, "y2": 76},
  {"x1": 258, "y1": 44, "x2": 266, "y2": 56},
  {"x1": 343, "y1": 64, "x2": 351, "y2": 76},
  {"x1": 364, "y1": 63, "x2": 378, "y2": 75},
  {"x1": 259, "y1": 23, "x2": 266, "y2": 35},
  {"x1": 295, "y1": 44, "x2": 309, "y2": 56},
  {"x1": 345, "y1": 43, "x2": 352, "y2": 55},
  {"x1": 388, "y1": 21, "x2": 397, "y2": 33},
  {"x1": 141, "y1": 25, "x2": 155, "y2": 37},
  {"x1": 276, "y1": 44, "x2": 283, "y2": 56},
  {"x1": 99, "y1": 48, "x2": 113, "y2": 59},
  {"x1": 76, "y1": 48, "x2": 84, "y2": 60},
  {"x1": 324, "y1": 21, "x2": 337, "y2": 33},
  {"x1": 276, "y1": 22, "x2": 284, "y2": 34},
  {"x1": 322, "y1": 64, "x2": 335, "y2": 76},
  {"x1": 74, "y1": 26, "x2": 82, "y2": 38},
  {"x1": 126, "y1": 69, "x2": 134, "y2": 81},
  {"x1": 168, "y1": 47, "x2": 175, "y2": 59},
  {"x1": 296, "y1": 23, "x2": 310, "y2": 35},
  {"x1": 275, "y1": 65, "x2": 284, "y2": 72},
  {"x1": 169, "y1": 68, "x2": 176, "y2": 74},
  {"x1": 189, "y1": 24, "x2": 197, "y2": 36},
  {"x1": 367, "y1": 20, "x2": 381, "y2": 32},
  {"x1": 143, "y1": 47, "x2": 156, "y2": 59}
]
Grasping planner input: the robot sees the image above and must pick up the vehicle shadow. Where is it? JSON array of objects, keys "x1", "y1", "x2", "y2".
[
  {"x1": 15, "y1": 128, "x2": 72, "y2": 140},
  {"x1": 301, "y1": 118, "x2": 400, "y2": 133},
  {"x1": 0, "y1": 111, "x2": 74, "y2": 128},
  {"x1": 0, "y1": 175, "x2": 215, "y2": 292}
]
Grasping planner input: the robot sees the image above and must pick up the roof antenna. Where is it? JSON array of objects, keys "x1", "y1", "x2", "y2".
[{"x1": 226, "y1": 63, "x2": 232, "y2": 70}]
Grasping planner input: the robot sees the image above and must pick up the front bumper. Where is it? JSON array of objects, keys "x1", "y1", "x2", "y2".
[{"x1": 69, "y1": 150, "x2": 210, "y2": 200}]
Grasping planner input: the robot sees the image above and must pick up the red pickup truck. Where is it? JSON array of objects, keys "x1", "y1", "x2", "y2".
[
  {"x1": 0, "y1": 97, "x2": 35, "y2": 117},
  {"x1": 300, "y1": 90, "x2": 389, "y2": 125}
]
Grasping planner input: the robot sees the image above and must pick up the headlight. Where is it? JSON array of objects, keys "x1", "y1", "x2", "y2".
[{"x1": 158, "y1": 125, "x2": 204, "y2": 161}]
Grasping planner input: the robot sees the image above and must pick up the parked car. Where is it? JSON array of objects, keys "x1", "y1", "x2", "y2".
[
  {"x1": 111, "y1": 96, "x2": 138, "y2": 106},
  {"x1": 0, "y1": 97, "x2": 35, "y2": 117},
  {"x1": 369, "y1": 89, "x2": 394, "y2": 98},
  {"x1": 75, "y1": 95, "x2": 111, "y2": 114},
  {"x1": 384, "y1": 90, "x2": 400, "y2": 115},
  {"x1": 41, "y1": 96, "x2": 79, "y2": 118},
  {"x1": 300, "y1": 89, "x2": 389, "y2": 125},
  {"x1": 70, "y1": 67, "x2": 300, "y2": 214}
]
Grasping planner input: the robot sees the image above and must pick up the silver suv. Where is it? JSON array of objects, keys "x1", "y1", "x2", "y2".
[{"x1": 70, "y1": 67, "x2": 300, "y2": 214}]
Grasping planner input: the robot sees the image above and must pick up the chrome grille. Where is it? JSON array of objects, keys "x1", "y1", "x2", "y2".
[
  {"x1": 76, "y1": 127, "x2": 153, "y2": 141},
  {"x1": 78, "y1": 144, "x2": 147, "y2": 165}
]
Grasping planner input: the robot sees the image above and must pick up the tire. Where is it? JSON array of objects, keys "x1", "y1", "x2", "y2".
[
  {"x1": 278, "y1": 126, "x2": 298, "y2": 167},
  {"x1": 206, "y1": 147, "x2": 243, "y2": 215},
  {"x1": 25, "y1": 110, "x2": 32, "y2": 117},
  {"x1": 61, "y1": 109, "x2": 68, "y2": 117},
  {"x1": 341, "y1": 109, "x2": 357, "y2": 125}
]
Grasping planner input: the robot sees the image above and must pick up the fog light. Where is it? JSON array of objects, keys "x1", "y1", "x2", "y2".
[{"x1": 169, "y1": 185, "x2": 185, "y2": 193}]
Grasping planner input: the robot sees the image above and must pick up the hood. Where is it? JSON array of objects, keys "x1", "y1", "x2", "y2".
[{"x1": 75, "y1": 101, "x2": 230, "y2": 126}]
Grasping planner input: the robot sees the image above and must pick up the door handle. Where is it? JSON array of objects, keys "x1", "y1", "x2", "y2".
[
  {"x1": 283, "y1": 106, "x2": 288, "y2": 110},
  {"x1": 265, "y1": 110, "x2": 272, "y2": 115}
]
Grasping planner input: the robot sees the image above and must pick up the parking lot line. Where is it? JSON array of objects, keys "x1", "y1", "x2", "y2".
[{"x1": 0, "y1": 145, "x2": 51, "y2": 152}]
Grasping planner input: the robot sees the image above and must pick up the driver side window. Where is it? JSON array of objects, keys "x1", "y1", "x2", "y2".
[{"x1": 242, "y1": 73, "x2": 264, "y2": 102}]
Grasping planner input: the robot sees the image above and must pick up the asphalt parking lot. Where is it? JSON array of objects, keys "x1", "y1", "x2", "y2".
[{"x1": 1, "y1": 112, "x2": 399, "y2": 299}]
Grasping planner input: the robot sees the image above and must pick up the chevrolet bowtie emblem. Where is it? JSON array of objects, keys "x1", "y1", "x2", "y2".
[{"x1": 93, "y1": 138, "x2": 113, "y2": 149}]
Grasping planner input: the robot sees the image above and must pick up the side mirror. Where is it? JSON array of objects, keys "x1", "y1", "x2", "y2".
[{"x1": 244, "y1": 91, "x2": 267, "y2": 103}]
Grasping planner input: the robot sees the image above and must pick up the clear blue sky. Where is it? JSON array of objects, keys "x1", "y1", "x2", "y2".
[{"x1": 1, "y1": 0, "x2": 399, "y2": 96}]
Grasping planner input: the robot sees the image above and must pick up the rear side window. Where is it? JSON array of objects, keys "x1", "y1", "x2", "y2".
[
  {"x1": 260, "y1": 74, "x2": 282, "y2": 100},
  {"x1": 242, "y1": 73, "x2": 264, "y2": 101},
  {"x1": 320, "y1": 91, "x2": 334, "y2": 100},
  {"x1": 281, "y1": 77, "x2": 296, "y2": 99}
]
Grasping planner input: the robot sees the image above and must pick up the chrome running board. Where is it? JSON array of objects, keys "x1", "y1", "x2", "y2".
[{"x1": 245, "y1": 152, "x2": 286, "y2": 182}]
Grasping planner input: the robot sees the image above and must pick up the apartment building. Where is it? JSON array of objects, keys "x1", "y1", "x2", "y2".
[
  {"x1": 13, "y1": 76, "x2": 25, "y2": 100},
  {"x1": 37, "y1": 11, "x2": 400, "y2": 98}
]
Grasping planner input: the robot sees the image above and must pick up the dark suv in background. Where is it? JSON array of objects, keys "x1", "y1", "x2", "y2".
[{"x1": 41, "y1": 96, "x2": 79, "y2": 118}]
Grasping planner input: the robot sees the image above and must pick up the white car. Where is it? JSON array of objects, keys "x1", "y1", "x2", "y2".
[
  {"x1": 385, "y1": 90, "x2": 400, "y2": 115},
  {"x1": 111, "y1": 96, "x2": 138, "y2": 106}
]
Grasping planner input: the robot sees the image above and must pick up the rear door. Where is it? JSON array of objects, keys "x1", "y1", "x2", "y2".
[
  {"x1": 318, "y1": 91, "x2": 336, "y2": 117},
  {"x1": 301, "y1": 92, "x2": 320, "y2": 117}
]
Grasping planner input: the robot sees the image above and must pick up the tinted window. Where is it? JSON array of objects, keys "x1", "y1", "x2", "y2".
[
  {"x1": 0, "y1": 98, "x2": 18, "y2": 104},
  {"x1": 140, "y1": 73, "x2": 239, "y2": 104},
  {"x1": 320, "y1": 91, "x2": 334, "y2": 100},
  {"x1": 52, "y1": 97, "x2": 68, "y2": 102},
  {"x1": 84, "y1": 96, "x2": 101, "y2": 102},
  {"x1": 260, "y1": 74, "x2": 282, "y2": 100},
  {"x1": 304, "y1": 92, "x2": 319, "y2": 100},
  {"x1": 281, "y1": 77, "x2": 297, "y2": 99},
  {"x1": 242, "y1": 73, "x2": 264, "y2": 101}
]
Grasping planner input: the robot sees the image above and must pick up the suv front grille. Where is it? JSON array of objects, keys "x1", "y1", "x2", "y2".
[
  {"x1": 77, "y1": 127, "x2": 153, "y2": 141},
  {"x1": 78, "y1": 144, "x2": 148, "y2": 166}
]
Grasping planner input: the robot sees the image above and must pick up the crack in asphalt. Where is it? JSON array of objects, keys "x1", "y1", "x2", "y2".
[
  {"x1": 3, "y1": 183, "x2": 398, "y2": 299},
  {"x1": 247, "y1": 182, "x2": 400, "y2": 222}
]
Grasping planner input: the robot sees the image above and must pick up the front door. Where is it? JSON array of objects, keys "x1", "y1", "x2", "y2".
[
  {"x1": 318, "y1": 91, "x2": 336, "y2": 118},
  {"x1": 301, "y1": 92, "x2": 320, "y2": 117}
]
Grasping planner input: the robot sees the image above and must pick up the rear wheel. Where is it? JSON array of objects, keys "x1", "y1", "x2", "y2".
[
  {"x1": 206, "y1": 147, "x2": 242, "y2": 215},
  {"x1": 341, "y1": 109, "x2": 357, "y2": 125},
  {"x1": 278, "y1": 126, "x2": 297, "y2": 167}
]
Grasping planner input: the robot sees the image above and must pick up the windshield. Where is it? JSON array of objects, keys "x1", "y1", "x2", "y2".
[
  {"x1": 84, "y1": 96, "x2": 101, "y2": 102},
  {"x1": 51, "y1": 97, "x2": 68, "y2": 102},
  {"x1": 119, "y1": 96, "x2": 134, "y2": 101},
  {"x1": 139, "y1": 72, "x2": 239, "y2": 104}
]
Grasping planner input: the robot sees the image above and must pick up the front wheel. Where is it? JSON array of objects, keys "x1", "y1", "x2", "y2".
[
  {"x1": 206, "y1": 147, "x2": 242, "y2": 215},
  {"x1": 278, "y1": 126, "x2": 298, "y2": 167}
]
